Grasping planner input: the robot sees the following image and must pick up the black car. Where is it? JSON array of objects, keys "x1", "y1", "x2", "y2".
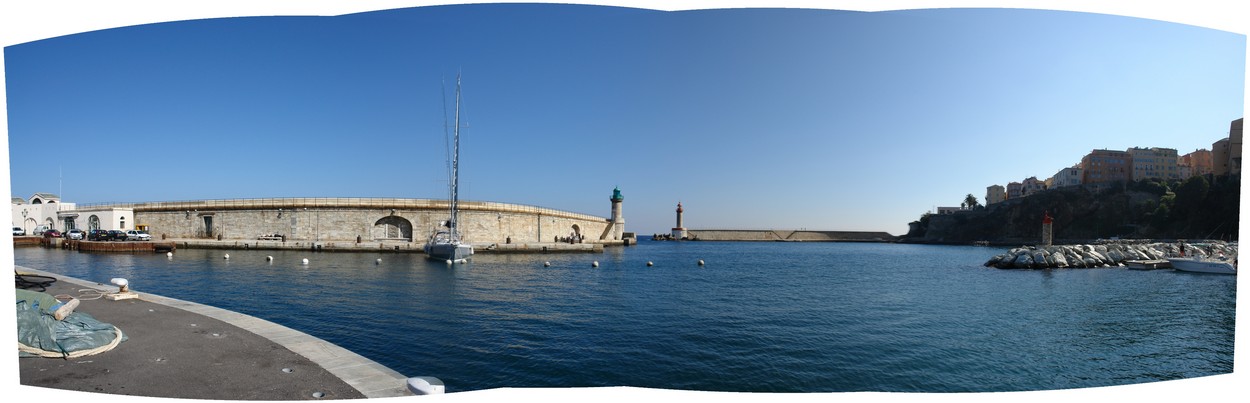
[
  {"x1": 87, "y1": 229, "x2": 108, "y2": 241},
  {"x1": 106, "y1": 230, "x2": 127, "y2": 241}
]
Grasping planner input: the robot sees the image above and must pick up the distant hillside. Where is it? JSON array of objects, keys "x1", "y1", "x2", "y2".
[{"x1": 904, "y1": 175, "x2": 1240, "y2": 244}]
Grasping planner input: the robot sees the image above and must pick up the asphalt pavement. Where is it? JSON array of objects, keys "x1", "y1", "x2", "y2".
[{"x1": 15, "y1": 266, "x2": 412, "y2": 400}]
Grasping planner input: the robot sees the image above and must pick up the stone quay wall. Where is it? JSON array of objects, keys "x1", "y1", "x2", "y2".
[{"x1": 101, "y1": 198, "x2": 614, "y2": 245}]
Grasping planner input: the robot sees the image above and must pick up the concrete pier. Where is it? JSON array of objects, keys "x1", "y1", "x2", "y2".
[
  {"x1": 662, "y1": 229, "x2": 896, "y2": 242},
  {"x1": 15, "y1": 266, "x2": 412, "y2": 399}
]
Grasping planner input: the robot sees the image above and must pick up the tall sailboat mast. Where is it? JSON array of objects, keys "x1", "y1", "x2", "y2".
[{"x1": 448, "y1": 74, "x2": 462, "y2": 240}]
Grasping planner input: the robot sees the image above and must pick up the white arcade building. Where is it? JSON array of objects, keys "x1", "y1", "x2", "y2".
[{"x1": 11, "y1": 193, "x2": 134, "y2": 234}]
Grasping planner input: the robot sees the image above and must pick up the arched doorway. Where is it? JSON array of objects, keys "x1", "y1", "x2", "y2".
[
  {"x1": 373, "y1": 216, "x2": 413, "y2": 241},
  {"x1": 88, "y1": 215, "x2": 101, "y2": 230}
]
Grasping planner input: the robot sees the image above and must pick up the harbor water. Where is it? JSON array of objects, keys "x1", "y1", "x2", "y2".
[{"x1": 13, "y1": 240, "x2": 1236, "y2": 393}]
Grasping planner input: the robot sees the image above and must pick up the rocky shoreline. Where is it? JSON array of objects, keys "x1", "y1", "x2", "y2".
[{"x1": 984, "y1": 240, "x2": 1237, "y2": 270}]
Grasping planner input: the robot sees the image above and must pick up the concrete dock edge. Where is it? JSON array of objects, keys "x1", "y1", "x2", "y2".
[{"x1": 15, "y1": 266, "x2": 413, "y2": 398}]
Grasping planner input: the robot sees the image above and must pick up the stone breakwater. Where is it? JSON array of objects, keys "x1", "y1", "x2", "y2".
[{"x1": 984, "y1": 241, "x2": 1238, "y2": 269}]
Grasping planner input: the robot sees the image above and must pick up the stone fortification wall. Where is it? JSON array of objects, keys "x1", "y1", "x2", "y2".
[
  {"x1": 688, "y1": 230, "x2": 896, "y2": 242},
  {"x1": 118, "y1": 198, "x2": 611, "y2": 245}
]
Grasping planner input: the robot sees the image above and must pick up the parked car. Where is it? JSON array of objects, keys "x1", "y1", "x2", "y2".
[
  {"x1": 66, "y1": 229, "x2": 86, "y2": 240},
  {"x1": 42, "y1": 229, "x2": 63, "y2": 238},
  {"x1": 33, "y1": 225, "x2": 49, "y2": 236},
  {"x1": 12, "y1": 226, "x2": 25, "y2": 236},
  {"x1": 87, "y1": 229, "x2": 108, "y2": 241},
  {"x1": 106, "y1": 230, "x2": 127, "y2": 241},
  {"x1": 125, "y1": 230, "x2": 152, "y2": 241}
]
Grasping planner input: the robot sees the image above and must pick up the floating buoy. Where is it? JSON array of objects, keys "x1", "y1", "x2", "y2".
[
  {"x1": 544, "y1": 261, "x2": 551, "y2": 267},
  {"x1": 376, "y1": 258, "x2": 382, "y2": 264},
  {"x1": 446, "y1": 259, "x2": 453, "y2": 265},
  {"x1": 646, "y1": 261, "x2": 654, "y2": 267},
  {"x1": 698, "y1": 259, "x2": 705, "y2": 266},
  {"x1": 301, "y1": 258, "x2": 309, "y2": 265},
  {"x1": 266, "y1": 256, "x2": 273, "y2": 261},
  {"x1": 167, "y1": 252, "x2": 173, "y2": 258},
  {"x1": 223, "y1": 254, "x2": 230, "y2": 259},
  {"x1": 592, "y1": 261, "x2": 599, "y2": 267}
]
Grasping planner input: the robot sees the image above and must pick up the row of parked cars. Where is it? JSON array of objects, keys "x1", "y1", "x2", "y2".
[{"x1": 12, "y1": 226, "x2": 151, "y2": 241}]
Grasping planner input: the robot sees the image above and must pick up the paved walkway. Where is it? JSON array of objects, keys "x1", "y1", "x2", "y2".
[{"x1": 15, "y1": 266, "x2": 412, "y2": 400}]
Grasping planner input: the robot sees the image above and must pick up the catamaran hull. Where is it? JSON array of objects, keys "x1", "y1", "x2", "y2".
[
  {"x1": 1166, "y1": 258, "x2": 1237, "y2": 275},
  {"x1": 425, "y1": 243, "x2": 474, "y2": 262}
]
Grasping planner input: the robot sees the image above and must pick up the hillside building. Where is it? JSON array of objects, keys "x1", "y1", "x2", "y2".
[
  {"x1": 1081, "y1": 149, "x2": 1131, "y2": 184},
  {"x1": 1006, "y1": 182, "x2": 1023, "y2": 199},
  {"x1": 1050, "y1": 166, "x2": 1083, "y2": 188},
  {"x1": 1212, "y1": 138, "x2": 1231, "y2": 176},
  {"x1": 1180, "y1": 149, "x2": 1214, "y2": 178},
  {"x1": 985, "y1": 185, "x2": 1005, "y2": 205},
  {"x1": 1021, "y1": 176, "x2": 1046, "y2": 197},
  {"x1": 1229, "y1": 118, "x2": 1242, "y2": 175},
  {"x1": 1127, "y1": 147, "x2": 1180, "y2": 181}
]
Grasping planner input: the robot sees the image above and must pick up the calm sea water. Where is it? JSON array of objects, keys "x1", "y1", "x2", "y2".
[{"x1": 13, "y1": 240, "x2": 1236, "y2": 393}]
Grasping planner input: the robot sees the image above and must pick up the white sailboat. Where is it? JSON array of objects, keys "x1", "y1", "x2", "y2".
[{"x1": 425, "y1": 75, "x2": 474, "y2": 263}]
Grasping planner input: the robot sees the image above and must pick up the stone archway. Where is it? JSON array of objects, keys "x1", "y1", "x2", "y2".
[{"x1": 373, "y1": 216, "x2": 413, "y2": 241}]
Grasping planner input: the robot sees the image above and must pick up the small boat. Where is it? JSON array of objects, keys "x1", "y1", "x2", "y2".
[
  {"x1": 424, "y1": 75, "x2": 474, "y2": 263},
  {"x1": 1125, "y1": 259, "x2": 1171, "y2": 270},
  {"x1": 1166, "y1": 256, "x2": 1236, "y2": 275}
]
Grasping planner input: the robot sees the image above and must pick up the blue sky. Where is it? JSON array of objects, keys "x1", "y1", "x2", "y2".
[{"x1": 3, "y1": 2, "x2": 1245, "y2": 236}]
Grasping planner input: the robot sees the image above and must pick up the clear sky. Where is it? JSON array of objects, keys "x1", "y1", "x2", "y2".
[{"x1": 3, "y1": 2, "x2": 1245, "y2": 236}]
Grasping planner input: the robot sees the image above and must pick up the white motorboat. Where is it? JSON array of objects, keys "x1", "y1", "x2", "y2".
[
  {"x1": 1166, "y1": 256, "x2": 1236, "y2": 275},
  {"x1": 425, "y1": 75, "x2": 474, "y2": 263}
]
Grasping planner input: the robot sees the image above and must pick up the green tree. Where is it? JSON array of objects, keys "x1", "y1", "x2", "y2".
[
  {"x1": 963, "y1": 194, "x2": 980, "y2": 210},
  {"x1": 1173, "y1": 175, "x2": 1210, "y2": 217}
]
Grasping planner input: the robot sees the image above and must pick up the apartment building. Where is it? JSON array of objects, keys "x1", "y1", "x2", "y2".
[
  {"x1": 1179, "y1": 149, "x2": 1214, "y2": 178},
  {"x1": 985, "y1": 185, "x2": 1005, "y2": 205},
  {"x1": 1127, "y1": 147, "x2": 1180, "y2": 181},
  {"x1": 1081, "y1": 149, "x2": 1131, "y2": 184}
]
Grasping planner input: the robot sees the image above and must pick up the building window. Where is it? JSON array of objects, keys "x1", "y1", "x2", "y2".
[{"x1": 120, "y1": 217, "x2": 126, "y2": 229}]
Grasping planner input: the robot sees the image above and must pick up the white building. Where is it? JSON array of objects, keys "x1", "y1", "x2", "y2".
[
  {"x1": 11, "y1": 193, "x2": 75, "y2": 234},
  {"x1": 1050, "y1": 166, "x2": 1084, "y2": 188},
  {"x1": 11, "y1": 193, "x2": 133, "y2": 233}
]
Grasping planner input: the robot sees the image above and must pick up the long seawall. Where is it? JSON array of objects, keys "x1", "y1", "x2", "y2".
[
  {"x1": 77, "y1": 197, "x2": 623, "y2": 245},
  {"x1": 685, "y1": 230, "x2": 896, "y2": 242}
]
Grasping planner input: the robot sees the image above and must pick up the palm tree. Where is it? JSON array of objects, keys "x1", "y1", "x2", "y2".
[{"x1": 963, "y1": 194, "x2": 980, "y2": 210}]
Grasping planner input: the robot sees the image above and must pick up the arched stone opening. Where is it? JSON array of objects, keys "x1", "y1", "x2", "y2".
[{"x1": 373, "y1": 216, "x2": 413, "y2": 241}]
